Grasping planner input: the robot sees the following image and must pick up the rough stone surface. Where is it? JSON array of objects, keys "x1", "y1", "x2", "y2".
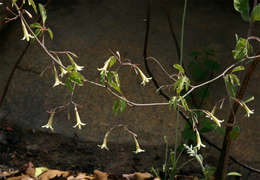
[{"x1": 0, "y1": 0, "x2": 259, "y2": 174}]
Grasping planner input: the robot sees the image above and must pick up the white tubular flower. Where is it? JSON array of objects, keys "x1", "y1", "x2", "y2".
[
  {"x1": 195, "y1": 129, "x2": 206, "y2": 150},
  {"x1": 53, "y1": 66, "x2": 64, "y2": 87},
  {"x1": 231, "y1": 97, "x2": 254, "y2": 117},
  {"x1": 136, "y1": 67, "x2": 152, "y2": 86},
  {"x1": 203, "y1": 110, "x2": 224, "y2": 127},
  {"x1": 67, "y1": 54, "x2": 84, "y2": 71},
  {"x1": 21, "y1": 19, "x2": 34, "y2": 42},
  {"x1": 97, "y1": 59, "x2": 110, "y2": 76},
  {"x1": 98, "y1": 131, "x2": 110, "y2": 151},
  {"x1": 73, "y1": 107, "x2": 86, "y2": 130},
  {"x1": 132, "y1": 135, "x2": 145, "y2": 154},
  {"x1": 56, "y1": 56, "x2": 68, "y2": 77},
  {"x1": 42, "y1": 112, "x2": 55, "y2": 132}
]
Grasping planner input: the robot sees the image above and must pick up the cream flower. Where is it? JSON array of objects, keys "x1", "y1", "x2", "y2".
[
  {"x1": 195, "y1": 129, "x2": 206, "y2": 150},
  {"x1": 67, "y1": 54, "x2": 84, "y2": 71},
  {"x1": 231, "y1": 97, "x2": 254, "y2": 117},
  {"x1": 21, "y1": 19, "x2": 34, "y2": 42},
  {"x1": 73, "y1": 107, "x2": 86, "y2": 130},
  {"x1": 136, "y1": 67, "x2": 152, "y2": 86},
  {"x1": 98, "y1": 131, "x2": 110, "y2": 151},
  {"x1": 132, "y1": 135, "x2": 145, "y2": 154},
  {"x1": 42, "y1": 112, "x2": 55, "y2": 132},
  {"x1": 97, "y1": 59, "x2": 111, "y2": 76},
  {"x1": 203, "y1": 110, "x2": 224, "y2": 127},
  {"x1": 53, "y1": 66, "x2": 64, "y2": 87}
]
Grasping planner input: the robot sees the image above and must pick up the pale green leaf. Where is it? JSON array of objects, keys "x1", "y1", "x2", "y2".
[
  {"x1": 173, "y1": 64, "x2": 185, "y2": 74},
  {"x1": 38, "y1": 3, "x2": 47, "y2": 24},
  {"x1": 251, "y1": 4, "x2": 260, "y2": 21},
  {"x1": 35, "y1": 167, "x2": 48, "y2": 177},
  {"x1": 28, "y1": 0, "x2": 37, "y2": 14},
  {"x1": 227, "y1": 172, "x2": 242, "y2": 176},
  {"x1": 47, "y1": 28, "x2": 53, "y2": 40},
  {"x1": 231, "y1": 65, "x2": 244, "y2": 73},
  {"x1": 30, "y1": 22, "x2": 41, "y2": 29}
]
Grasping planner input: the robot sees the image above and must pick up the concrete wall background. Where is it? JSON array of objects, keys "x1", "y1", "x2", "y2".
[{"x1": 0, "y1": 0, "x2": 259, "y2": 170}]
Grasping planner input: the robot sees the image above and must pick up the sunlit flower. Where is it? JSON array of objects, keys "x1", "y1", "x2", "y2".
[
  {"x1": 21, "y1": 19, "x2": 34, "y2": 42},
  {"x1": 67, "y1": 54, "x2": 84, "y2": 71},
  {"x1": 42, "y1": 112, "x2": 55, "y2": 132},
  {"x1": 203, "y1": 110, "x2": 224, "y2": 127},
  {"x1": 56, "y1": 56, "x2": 68, "y2": 77},
  {"x1": 97, "y1": 59, "x2": 111, "y2": 76},
  {"x1": 73, "y1": 107, "x2": 86, "y2": 130},
  {"x1": 136, "y1": 67, "x2": 152, "y2": 86},
  {"x1": 195, "y1": 129, "x2": 206, "y2": 150},
  {"x1": 132, "y1": 135, "x2": 145, "y2": 154},
  {"x1": 53, "y1": 65, "x2": 64, "y2": 87},
  {"x1": 231, "y1": 97, "x2": 254, "y2": 117},
  {"x1": 98, "y1": 131, "x2": 110, "y2": 151}
]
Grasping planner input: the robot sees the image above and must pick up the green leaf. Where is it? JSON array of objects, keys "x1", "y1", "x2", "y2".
[
  {"x1": 227, "y1": 172, "x2": 242, "y2": 176},
  {"x1": 231, "y1": 65, "x2": 244, "y2": 73},
  {"x1": 108, "y1": 56, "x2": 117, "y2": 68},
  {"x1": 28, "y1": 0, "x2": 37, "y2": 14},
  {"x1": 251, "y1": 4, "x2": 260, "y2": 21},
  {"x1": 229, "y1": 74, "x2": 240, "y2": 86},
  {"x1": 243, "y1": 96, "x2": 254, "y2": 104},
  {"x1": 107, "y1": 71, "x2": 121, "y2": 94},
  {"x1": 34, "y1": 28, "x2": 41, "y2": 37},
  {"x1": 30, "y1": 22, "x2": 41, "y2": 29},
  {"x1": 65, "y1": 79, "x2": 74, "y2": 92},
  {"x1": 181, "y1": 125, "x2": 196, "y2": 143},
  {"x1": 224, "y1": 75, "x2": 236, "y2": 97},
  {"x1": 38, "y1": 3, "x2": 47, "y2": 25},
  {"x1": 173, "y1": 64, "x2": 185, "y2": 74},
  {"x1": 200, "y1": 119, "x2": 216, "y2": 133},
  {"x1": 229, "y1": 125, "x2": 240, "y2": 140},
  {"x1": 120, "y1": 99, "x2": 127, "y2": 112},
  {"x1": 112, "y1": 99, "x2": 120, "y2": 116},
  {"x1": 47, "y1": 28, "x2": 53, "y2": 40},
  {"x1": 68, "y1": 72, "x2": 86, "y2": 86},
  {"x1": 232, "y1": 35, "x2": 251, "y2": 60},
  {"x1": 203, "y1": 59, "x2": 220, "y2": 71},
  {"x1": 180, "y1": 97, "x2": 189, "y2": 111},
  {"x1": 233, "y1": 0, "x2": 250, "y2": 21},
  {"x1": 67, "y1": 65, "x2": 75, "y2": 72},
  {"x1": 216, "y1": 126, "x2": 225, "y2": 136}
]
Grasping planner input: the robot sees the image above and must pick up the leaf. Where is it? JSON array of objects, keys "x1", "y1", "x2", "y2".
[
  {"x1": 34, "y1": 28, "x2": 41, "y2": 37},
  {"x1": 181, "y1": 125, "x2": 196, "y2": 143},
  {"x1": 120, "y1": 99, "x2": 127, "y2": 112},
  {"x1": 112, "y1": 99, "x2": 120, "y2": 116},
  {"x1": 229, "y1": 74, "x2": 240, "y2": 86},
  {"x1": 229, "y1": 125, "x2": 240, "y2": 140},
  {"x1": 227, "y1": 172, "x2": 242, "y2": 176},
  {"x1": 47, "y1": 28, "x2": 53, "y2": 40},
  {"x1": 173, "y1": 64, "x2": 185, "y2": 74},
  {"x1": 38, "y1": 3, "x2": 47, "y2": 25},
  {"x1": 30, "y1": 22, "x2": 41, "y2": 29},
  {"x1": 107, "y1": 71, "x2": 121, "y2": 94},
  {"x1": 232, "y1": 36, "x2": 251, "y2": 60},
  {"x1": 35, "y1": 167, "x2": 48, "y2": 178},
  {"x1": 200, "y1": 119, "x2": 216, "y2": 133},
  {"x1": 231, "y1": 65, "x2": 244, "y2": 73},
  {"x1": 251, "y1": 4, "x2": 260, "y2": 21},
  {"x1": 65, "y1": 79, "x2": 74, "y2": 92},
  {"x1": 233, "y1": 0, "x2": 250, "y2": 21},
  {"x1": 68, "y1": 72, "x2": 86, "y2": 86},
  {"x1": 243, "y1": 96, "x2": 254, "y2": 103},
  {"x1": 28, "y1": 0, "x2": 37, "y2": 14},
  {"x1": 180, "y1": 97, "x2": 189, "y2": 111},
  {"x1": 108, "y1": 56, "x2": 117, "y2": 68},
  {"x1": 203, "y1": 59, "x2": 220, "y2": 71},
  {"x1": 224, "y1": 75, "x2": 236, "y2": 97}
]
